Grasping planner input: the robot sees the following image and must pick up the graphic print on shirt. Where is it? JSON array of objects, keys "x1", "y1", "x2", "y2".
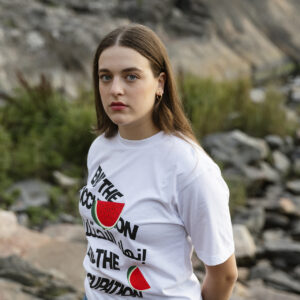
[
  {"x1": 92, "y1": 199, "x2": 125, "y2": 229},
  {"x1": 127, "y1": 266, "x2": 151, "y2": 291},
  {"x1": 80, "y1": 163, "x2": 151, "y2": 297}
]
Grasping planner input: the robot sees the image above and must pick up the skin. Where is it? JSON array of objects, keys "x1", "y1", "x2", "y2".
[
  {"x1": 202, "y1": 254, "x2": 238, "y2": 300},
  {"x1": 98, "y1": 45, "x2": 165, "y2": 140}
]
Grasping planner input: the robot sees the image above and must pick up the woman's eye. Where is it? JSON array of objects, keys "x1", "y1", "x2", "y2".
[
  {"x1": 126, "y1": 74, "x2": 138, "y2": 81},
  {"x1": 99, "y1": 74, "x2": 111, "y2": 82}
]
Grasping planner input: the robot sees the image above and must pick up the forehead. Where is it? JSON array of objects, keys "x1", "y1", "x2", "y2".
[{"x1": 98, "y1": 46, "x2": 151, "y2": 71}]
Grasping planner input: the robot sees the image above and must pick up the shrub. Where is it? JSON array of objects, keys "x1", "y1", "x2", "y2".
[
  {"x1": 0, "y1": 73, "x2": 96, "y2": 181},
  {"x1": 178, "y1": 74, "x2": 297, "y2": 139},
  {"x1": 0, "y1": 126, "x2": 12, "y2": 193}
]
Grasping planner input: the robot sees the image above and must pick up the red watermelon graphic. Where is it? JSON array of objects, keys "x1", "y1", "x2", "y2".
[
  {"x1": 127, "y1": 266, "x2": 150, "y2": 291},
  {"x1": 92, "y1": 199, "x2": 125, "y2": 230}
]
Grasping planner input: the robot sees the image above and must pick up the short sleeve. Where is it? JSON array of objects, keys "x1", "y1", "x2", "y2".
[{"x1": 177, "y1": 162, "x2": 235, "y2": 266}]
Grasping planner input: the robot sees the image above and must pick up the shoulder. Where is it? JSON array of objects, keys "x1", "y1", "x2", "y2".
[{"x1": 166, "y1": 135, "x2": 220, "y2": 176}]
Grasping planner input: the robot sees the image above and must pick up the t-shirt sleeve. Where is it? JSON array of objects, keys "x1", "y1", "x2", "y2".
[{"x1": 176, "y1": 158, "x2": 235, "y2": 266}]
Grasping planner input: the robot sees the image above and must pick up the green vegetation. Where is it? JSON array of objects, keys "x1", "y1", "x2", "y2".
[
  {"x1": 226, "y1": 177, "x2": 247, "y2": 216},
  {"x1": 0, "y1": 73, "x2": 96, "y2": 181},
  {"x1": 0, "y1": 74, "x2": 96, "y2": 226},
  {"x1": 178, "y1": 74, "x2": 297, "y2": 140},
  {"x1": 0, "y1": 73, "x2": 297, "y2": 225}
]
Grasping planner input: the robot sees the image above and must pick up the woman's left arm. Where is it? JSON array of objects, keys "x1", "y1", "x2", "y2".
[{"x1": 201, "y1": 253, "x2": 238, "y2": 300}]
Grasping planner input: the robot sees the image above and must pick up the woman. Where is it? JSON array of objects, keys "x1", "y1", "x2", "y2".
[{"x1": 79, "y1": 23, "x2": 237, "y2": 300}]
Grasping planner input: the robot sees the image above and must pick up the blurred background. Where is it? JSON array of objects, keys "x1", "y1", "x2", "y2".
[{"x1": 0, "y1": 0, "x2": 300, "y2": 299}]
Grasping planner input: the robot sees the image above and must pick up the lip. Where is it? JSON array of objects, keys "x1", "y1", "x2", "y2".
[
  {"x1": 110, "y1": 101, "x2": 127, "y2": 107},
  {"x1": 110, "y1": 101, "x2": 128, "y2": 111}
]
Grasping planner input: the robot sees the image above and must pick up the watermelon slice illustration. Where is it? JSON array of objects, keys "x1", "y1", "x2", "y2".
[
  {"x1": 91, "y1": 199, "x2": 125, "y2": 230},
  {"x1": 127, "y1": 266, "x2": 150, "y2": 291}
]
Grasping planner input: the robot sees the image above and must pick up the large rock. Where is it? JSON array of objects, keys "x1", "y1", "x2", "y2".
[
  {"x1": 24, "y1": 240, "x2": 86, "y2": 293},
  {"x1": 249, "y1": 259, "x2": 273, "y2": 281},
  {"x1": 7, "y1": 179, "x2": 51, "y2": 212},
  {"x1": 272, "y1": 150, "x2": 291, "y2": 176},
  {"x1": 233, "y1": 224, "x2": 256, "y2": 265},
  {"x1": 233, "y1": 206, "x2": 265, "y2": 235},
  {"x1": 0, "y1": 210, "x2": 86, "y2": 296},
  {"x1": 0, "y1": 255, "x2": 81, "y2": 300},
  {"x1": 265, "y1": 135, "x2": 284, "y2": 151},
  {"x1": 263, "y1": 236, "x2": 300, "y2": 266},
  {"x1": 1, "y1": 0, "x2": 300, "y2": 96},
  {"x1": 238, "y1": 162, "x2": 280, "y2": 188},
  {"x1": 291, "y1": 220, "x2": 300, "y2": 241},
  {"x1": 286, "y1": 180, "x2": 300, "y2": 195},
  {"x1": 0, "y1": 210, "x2": 51, "y2": 257},
  {"x1": 202, "y1": 130, "x2": 269, "y2": 167},
  {"x1": 248, "y1": 279, "x2": 300, "y2": 300},
  {"x1": 42, "y1": 223, "x2": 86, "y2": 243},
  {"x1": 0, "y1": 278, "x2": 42, "y2": 300},
  {"x1": 265, "y1": 212, "x2": 290, "y2": 230},
  {"x1": 224, "y1": 162, "x2": 280, "y2": 196},
  {"x1": 264, "y1": 270, "x2": 300, "y2": 294}
]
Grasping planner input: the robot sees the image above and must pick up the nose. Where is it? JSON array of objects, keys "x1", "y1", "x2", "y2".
[{"x1": 110, "y1": 76, "x2": 124, "y2": 97}]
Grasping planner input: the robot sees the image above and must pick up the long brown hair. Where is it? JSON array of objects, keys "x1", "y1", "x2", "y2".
[{"x1": 92, "y1": 23, "x2": 198, "y2": 144}]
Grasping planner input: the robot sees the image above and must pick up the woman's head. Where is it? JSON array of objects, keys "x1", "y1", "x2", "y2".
[{"x1": 93, "y1": 23, "x2": 197, "y2": 143}]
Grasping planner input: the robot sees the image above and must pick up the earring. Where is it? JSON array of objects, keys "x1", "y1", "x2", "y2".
[{"x1": 155, "y1": 93, "x2": 162, "y2": 102}]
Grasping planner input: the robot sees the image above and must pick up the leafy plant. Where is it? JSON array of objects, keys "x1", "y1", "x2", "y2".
[{"x1": 178, "y1": 74, "x2": 297, "y2": 139}]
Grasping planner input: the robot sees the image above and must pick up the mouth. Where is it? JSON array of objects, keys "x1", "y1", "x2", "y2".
[
  {"x1": 110, "y1": 101, "x2": 128, "y2": 111},
  {"x1": 110, "y1": 102, "x2": 127, "y2": 107}
]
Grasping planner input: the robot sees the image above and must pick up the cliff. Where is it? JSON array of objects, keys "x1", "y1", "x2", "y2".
[{"x1": 0, "y1": 0, "x2": 300, "y2": 96}]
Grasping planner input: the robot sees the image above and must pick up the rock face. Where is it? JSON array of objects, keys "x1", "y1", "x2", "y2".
[
  {"x1": 233, "y1": 224, "x2": 256, "y2": 264},
  {"x1": 203, "y1": 129, "x2": 300, "y2": 299},
  {"x1": 0, "y1": 210, "x2": 86, "y2": 300},
  {"x1": 1, "y1": 0, "x2": 300, "y2": 96}
]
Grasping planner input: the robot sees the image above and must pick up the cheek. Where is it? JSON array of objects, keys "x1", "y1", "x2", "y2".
[
  {"x1": 134, "y1": 83, "x2": 156, "y2": 101},
  {"x1": 99, "y1": 86, "x2": 108, "y2": 101}
]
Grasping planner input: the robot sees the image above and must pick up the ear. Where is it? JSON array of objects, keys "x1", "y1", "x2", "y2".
[{"x1": 157, "y1": 72, "x2": 166, "y2": 93}]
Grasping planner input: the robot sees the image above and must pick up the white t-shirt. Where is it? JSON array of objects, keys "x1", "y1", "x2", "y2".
[{"x1": 79, "y1": 130, "x2": 235, "y2": 300}]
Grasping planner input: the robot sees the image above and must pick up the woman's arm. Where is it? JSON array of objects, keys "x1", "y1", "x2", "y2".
[{"x1": 201, "y1": 254, "x2": 238, "y2": 300}]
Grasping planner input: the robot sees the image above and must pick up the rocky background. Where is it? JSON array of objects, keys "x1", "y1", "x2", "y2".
[
  {"x1": 1, "y1": 0, "x2": 300, "y2": 299},
  {"x1": 1, "y1": 0, "x2": 300, "y2": 97}
]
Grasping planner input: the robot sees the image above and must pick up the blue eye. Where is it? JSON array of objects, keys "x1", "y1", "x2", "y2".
[
  {"x1": 99, "y1": 74, "x2": 111, "y2": 82},
  {"x1": 126, "y1": 74, "x2": 138, "y2": 81}
]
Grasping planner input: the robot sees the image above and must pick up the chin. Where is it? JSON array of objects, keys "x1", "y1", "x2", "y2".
[{"x1": 110, "y1": 116, "x2": 131, "y2": 126}]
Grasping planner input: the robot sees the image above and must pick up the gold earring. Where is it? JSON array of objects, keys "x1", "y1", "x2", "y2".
[{"x1": 156, "y1": 94, "x2": 162, "y2": 102}]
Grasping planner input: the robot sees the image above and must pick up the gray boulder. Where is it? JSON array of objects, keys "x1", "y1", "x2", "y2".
[
  {"x1": 264, "y1": 237, "x2": 300, "y2": 266},
  {"x1": 0, "y1": 278, "x2": 42, "y2": 300},
  {"x1": 0, "y1": 255, "x2": 81, "y2": 300},
  {"x1": 264, "y1": 270, "x2": 300, "y2": 294},
  {"x1": 248, "y1": 279, "x2": 300, "y2": 300},
  {"x1": 233, "y1": 206, "x2": 265, "y2": 235},
  {"x1": 203, "y1": 130, "x2": 269, "y2": 167},
  {"x1": 249, "y1": 259, "x2": 273, "y2": 280},
  {"x1": 7, "y1": 179, "x2": 51, "y2": 213},
  {"x1": 265, "y1": 135, "x2": 284, "y2": 151},
  {"x1": 233, "y1": 224, "x2": 256, "y2": 265},
  {"x1": 286, "y1": 180, "x2": 300, "y2": 195},
  {"x1": 272, "y1": 150, "x2": 290, "y2": 176}
]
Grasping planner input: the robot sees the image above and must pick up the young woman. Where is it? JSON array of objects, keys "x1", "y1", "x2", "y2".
[{"x1": 79, "y1": 24, "x2": 237, "y2": 300}]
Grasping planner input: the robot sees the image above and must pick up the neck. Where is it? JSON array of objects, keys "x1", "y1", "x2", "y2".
[{"x1": 118, "y1": 123, "x2": 160, "y2": 140}]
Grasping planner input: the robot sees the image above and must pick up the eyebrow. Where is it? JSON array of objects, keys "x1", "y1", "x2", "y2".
[{"x1": 98, "y1": 67, "x2": 143, "y2": 75}]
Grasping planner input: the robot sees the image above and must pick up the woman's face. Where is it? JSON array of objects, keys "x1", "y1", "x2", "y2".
[{"x1": 98, "y1": 46, "x2": 165, "y2": 139}]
